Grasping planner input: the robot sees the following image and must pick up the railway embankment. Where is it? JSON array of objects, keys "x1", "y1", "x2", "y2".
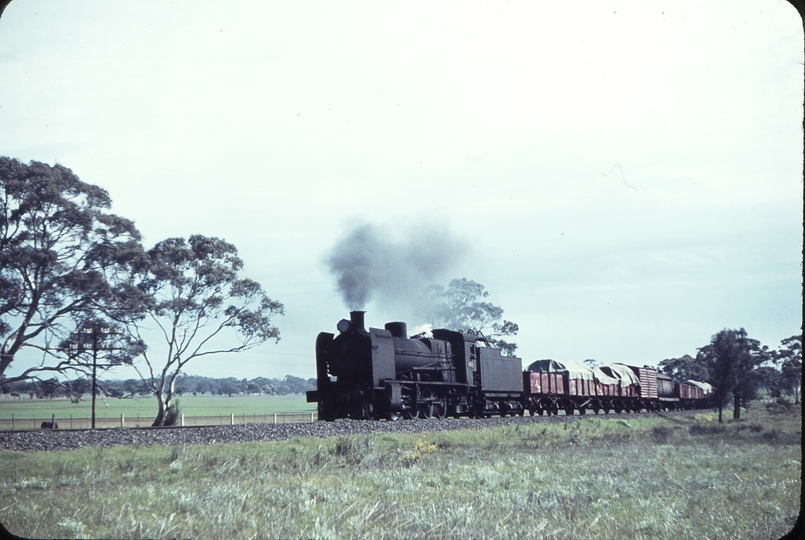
[{"x1": 0, "y1": 411, "x2": 681, "y2": 452}]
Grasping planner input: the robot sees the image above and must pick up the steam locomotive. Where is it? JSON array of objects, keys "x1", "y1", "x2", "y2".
[{"x1": 306, "y1": 311, "x2": 713, "y2": 420}]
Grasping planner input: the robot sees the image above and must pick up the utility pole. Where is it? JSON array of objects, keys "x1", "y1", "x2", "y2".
[{"x1": 67, "y1": 326, "x2": 122, "y2": 429}]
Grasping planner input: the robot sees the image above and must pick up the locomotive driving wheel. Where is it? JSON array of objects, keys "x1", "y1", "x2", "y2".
[
  {"x1": 417, "y1": 387, "x2": 437, "y2": 419},
  {"x1": 432, "y1": 398, "x2": 446, "y2": 420}
]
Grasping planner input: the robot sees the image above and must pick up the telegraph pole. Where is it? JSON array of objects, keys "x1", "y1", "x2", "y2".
[{"x1": 67, "y1": 326, "x2": 122, "y2": 429}]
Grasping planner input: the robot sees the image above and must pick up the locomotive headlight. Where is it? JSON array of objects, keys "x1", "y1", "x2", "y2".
[{"x1": 337, "y1": 319, "x2": 351, "y2": 333}]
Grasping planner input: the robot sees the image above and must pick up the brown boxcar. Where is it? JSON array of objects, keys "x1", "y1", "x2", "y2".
[{"x1": 627, "y1": 365, "x2": 659, "y2": 399}]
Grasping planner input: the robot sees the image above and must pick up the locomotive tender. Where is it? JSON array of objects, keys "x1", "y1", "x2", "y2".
[{"x1": 306, "y1": 311, "x2": 713, "y2": 420}]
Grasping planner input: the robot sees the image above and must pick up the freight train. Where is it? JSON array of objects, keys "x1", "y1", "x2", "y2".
[{"x1": 306, "y1": 312, "x2": 714, "y2": 421}]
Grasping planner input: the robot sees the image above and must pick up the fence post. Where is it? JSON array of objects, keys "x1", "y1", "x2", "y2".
[
  {"x1": 181, "y1": 413, "x2": 185, "y2": 427},
  {"x1": 273, "y1": 413, "x2": 277, "y2": 424},
  {"x1": 230, "y1": 413, "x2": 234, "y2": 425},
  {"x1": 121, "y1": 414, "x2": 125, "y2": 429},
  {"x1": 310, "y1": 412, "x2": 314, "y2": 423}
]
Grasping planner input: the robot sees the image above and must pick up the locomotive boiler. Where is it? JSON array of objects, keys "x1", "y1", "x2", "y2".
[{"x1": 306, "y1": 311, "x2": 525, "y2": 420}]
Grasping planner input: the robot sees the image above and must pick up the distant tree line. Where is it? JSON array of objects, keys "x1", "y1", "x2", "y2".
[{"x1": 0, "y1": 373, "x2": 316, "y2": 401}]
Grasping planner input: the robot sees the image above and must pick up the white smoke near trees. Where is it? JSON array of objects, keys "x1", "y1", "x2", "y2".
[{"x1": 326, "y1": 222, "x2": 468, "y2": 316}]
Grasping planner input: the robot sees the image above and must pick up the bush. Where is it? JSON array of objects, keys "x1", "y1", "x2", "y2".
[
  {"x1": 689, "y1": 424, "x2": 725, "y2": 436},
  {"x1": 766, "y1": 402, "x2": 797, "y2": 416},
  {"x1": 652, "y1": 426, "x2": 672, "y2": 442},
  {"x1": 776, "y1": 397, "x2": 793, "y2": 408}
]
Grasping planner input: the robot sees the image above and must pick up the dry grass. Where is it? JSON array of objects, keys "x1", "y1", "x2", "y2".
[{"x1": 0, "y1": 407, "x2": 800, "y2": 539}]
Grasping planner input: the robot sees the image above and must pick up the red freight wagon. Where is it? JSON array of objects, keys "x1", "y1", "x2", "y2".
[
  {"x1": 568, "y1": 377, "x2": 595, "y2": 397},
  {"x1": 523, "y1": 371, "x2": 563, "y2": 396},
  {"x1": 598, "y1": 364, "x2": 640, "y2": 398},
  {"x1": 525, "y1": 359, "x2": 596, "y2": 397},
  {"x1": 680, "y1": 383, "x2": 703, "y2": 400},
  {"x1": 592, "y1": 367, "x2": 620, "y2": 397}
]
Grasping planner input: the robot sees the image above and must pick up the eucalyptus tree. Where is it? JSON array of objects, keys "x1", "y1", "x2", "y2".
[
  {"x1": 0, "y1": 157, "x2": 142, "y2": 385},
  {"x1": 775, "y1": 334, "x2": 802, "y2": 404},
  {"x1": 697, "y1": 328, "x2": 769, "y2": 422},
  {"x1": 658, "y1": 354, "x2": 709, "y2": 384},
  {"x1": 424, "y1": 278, "x2": 519, "y2": 356},
  {"x1": 110, "y1": 235, "x2": 284, "y2": 426}
]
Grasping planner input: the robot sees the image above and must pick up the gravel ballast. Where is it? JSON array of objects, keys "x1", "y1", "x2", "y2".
[{"x1": 0, "y1": 412, "x2": 675, "y2": 453}]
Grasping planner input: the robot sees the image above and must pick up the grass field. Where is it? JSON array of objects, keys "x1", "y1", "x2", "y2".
[
  {"x1": 0, "y1": 394, "x2": 316, "y2": 428},
  {"x1": 0, "y1": 404, "x2": 800, "y2": 539}
]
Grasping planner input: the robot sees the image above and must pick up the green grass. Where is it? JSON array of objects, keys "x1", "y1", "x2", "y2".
[
  {"x1": 0, "y1": 394, "x2": 314, "y2": 423},
  {"x1": 0, "y1": 406, "x2": 800, "y2": 539}
]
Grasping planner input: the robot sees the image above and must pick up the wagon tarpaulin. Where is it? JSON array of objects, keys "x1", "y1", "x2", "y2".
[
  {"x1": 526, "y1": 359, "x2": 594, "y2": 380},
  {"x1": 599, "y1": 363, "x2": 641, "y2": 388}
]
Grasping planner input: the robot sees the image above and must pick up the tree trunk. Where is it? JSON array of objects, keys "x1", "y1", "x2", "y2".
[
  {"x1": 733, "y1": 393, "x2": 741, "y2": 420},
  {"x1": 152, "y1": 392, "x2": 168, "y2": 426}
]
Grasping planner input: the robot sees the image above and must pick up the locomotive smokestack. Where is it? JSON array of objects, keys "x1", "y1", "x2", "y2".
[
  {"x1": 385, "y1": 322, "x2": 407, "y2": 338},
  {"x1": 350, "y1": 310, "x2": 365, "y2": 329}
]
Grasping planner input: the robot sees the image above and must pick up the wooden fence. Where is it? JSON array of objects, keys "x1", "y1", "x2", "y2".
[{"x1": 0, "y1": 411, "x2": 318, "y2": 431}]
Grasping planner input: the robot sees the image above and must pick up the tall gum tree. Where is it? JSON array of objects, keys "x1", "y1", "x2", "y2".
[
  {"x1": 423, "y1": 278, "x2": 519, "y2": 356},
  {"x1": 0, "y1": 157, "x2": 141, "y2": 385},
  {"x1": 775, "y1": 334, "x2": 802, "y2": 404},
  {"x1": 110, "y1": 235, "x2": 284, "y2": 426},
  {"x1": 697, "y1": 328, "x2": 769, "y2": 422}
]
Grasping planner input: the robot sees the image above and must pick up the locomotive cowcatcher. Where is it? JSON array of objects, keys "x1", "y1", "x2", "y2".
[{"x1": 306, "y1": 311, "x2": 525, "y2": 420}]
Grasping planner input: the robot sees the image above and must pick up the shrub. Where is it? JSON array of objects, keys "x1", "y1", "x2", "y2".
[
  {"x1": 652, "y1": 426, "x2": 672, "y2": 442},
  {"x1": 689, "y1": 424, "x2": 725, "y2": 436},
  {"x1": 766, "y1": 403, "x2": 793, "y2": 416}
]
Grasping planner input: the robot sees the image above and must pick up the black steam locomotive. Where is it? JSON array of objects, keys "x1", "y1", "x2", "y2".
[
  {"x1": 306, "y1": 311, "x2": 714, "y2": 421},
  {"x1": 306, "y1": 311, "x2": 524, "y2": 420}
]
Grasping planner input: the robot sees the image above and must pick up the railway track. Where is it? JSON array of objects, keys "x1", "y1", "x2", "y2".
[{"x1": 0, "y1": 410, "x2": 699, "y2": 453}]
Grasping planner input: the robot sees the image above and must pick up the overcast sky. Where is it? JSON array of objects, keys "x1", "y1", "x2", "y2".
[{"x1": 1, "y1": 1, "x2": 802, "y2": 381}]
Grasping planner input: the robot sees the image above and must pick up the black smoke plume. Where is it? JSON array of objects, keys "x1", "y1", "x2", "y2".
[{"x1": 326, "y1": 222, "x2": 467, "y2": 311}]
